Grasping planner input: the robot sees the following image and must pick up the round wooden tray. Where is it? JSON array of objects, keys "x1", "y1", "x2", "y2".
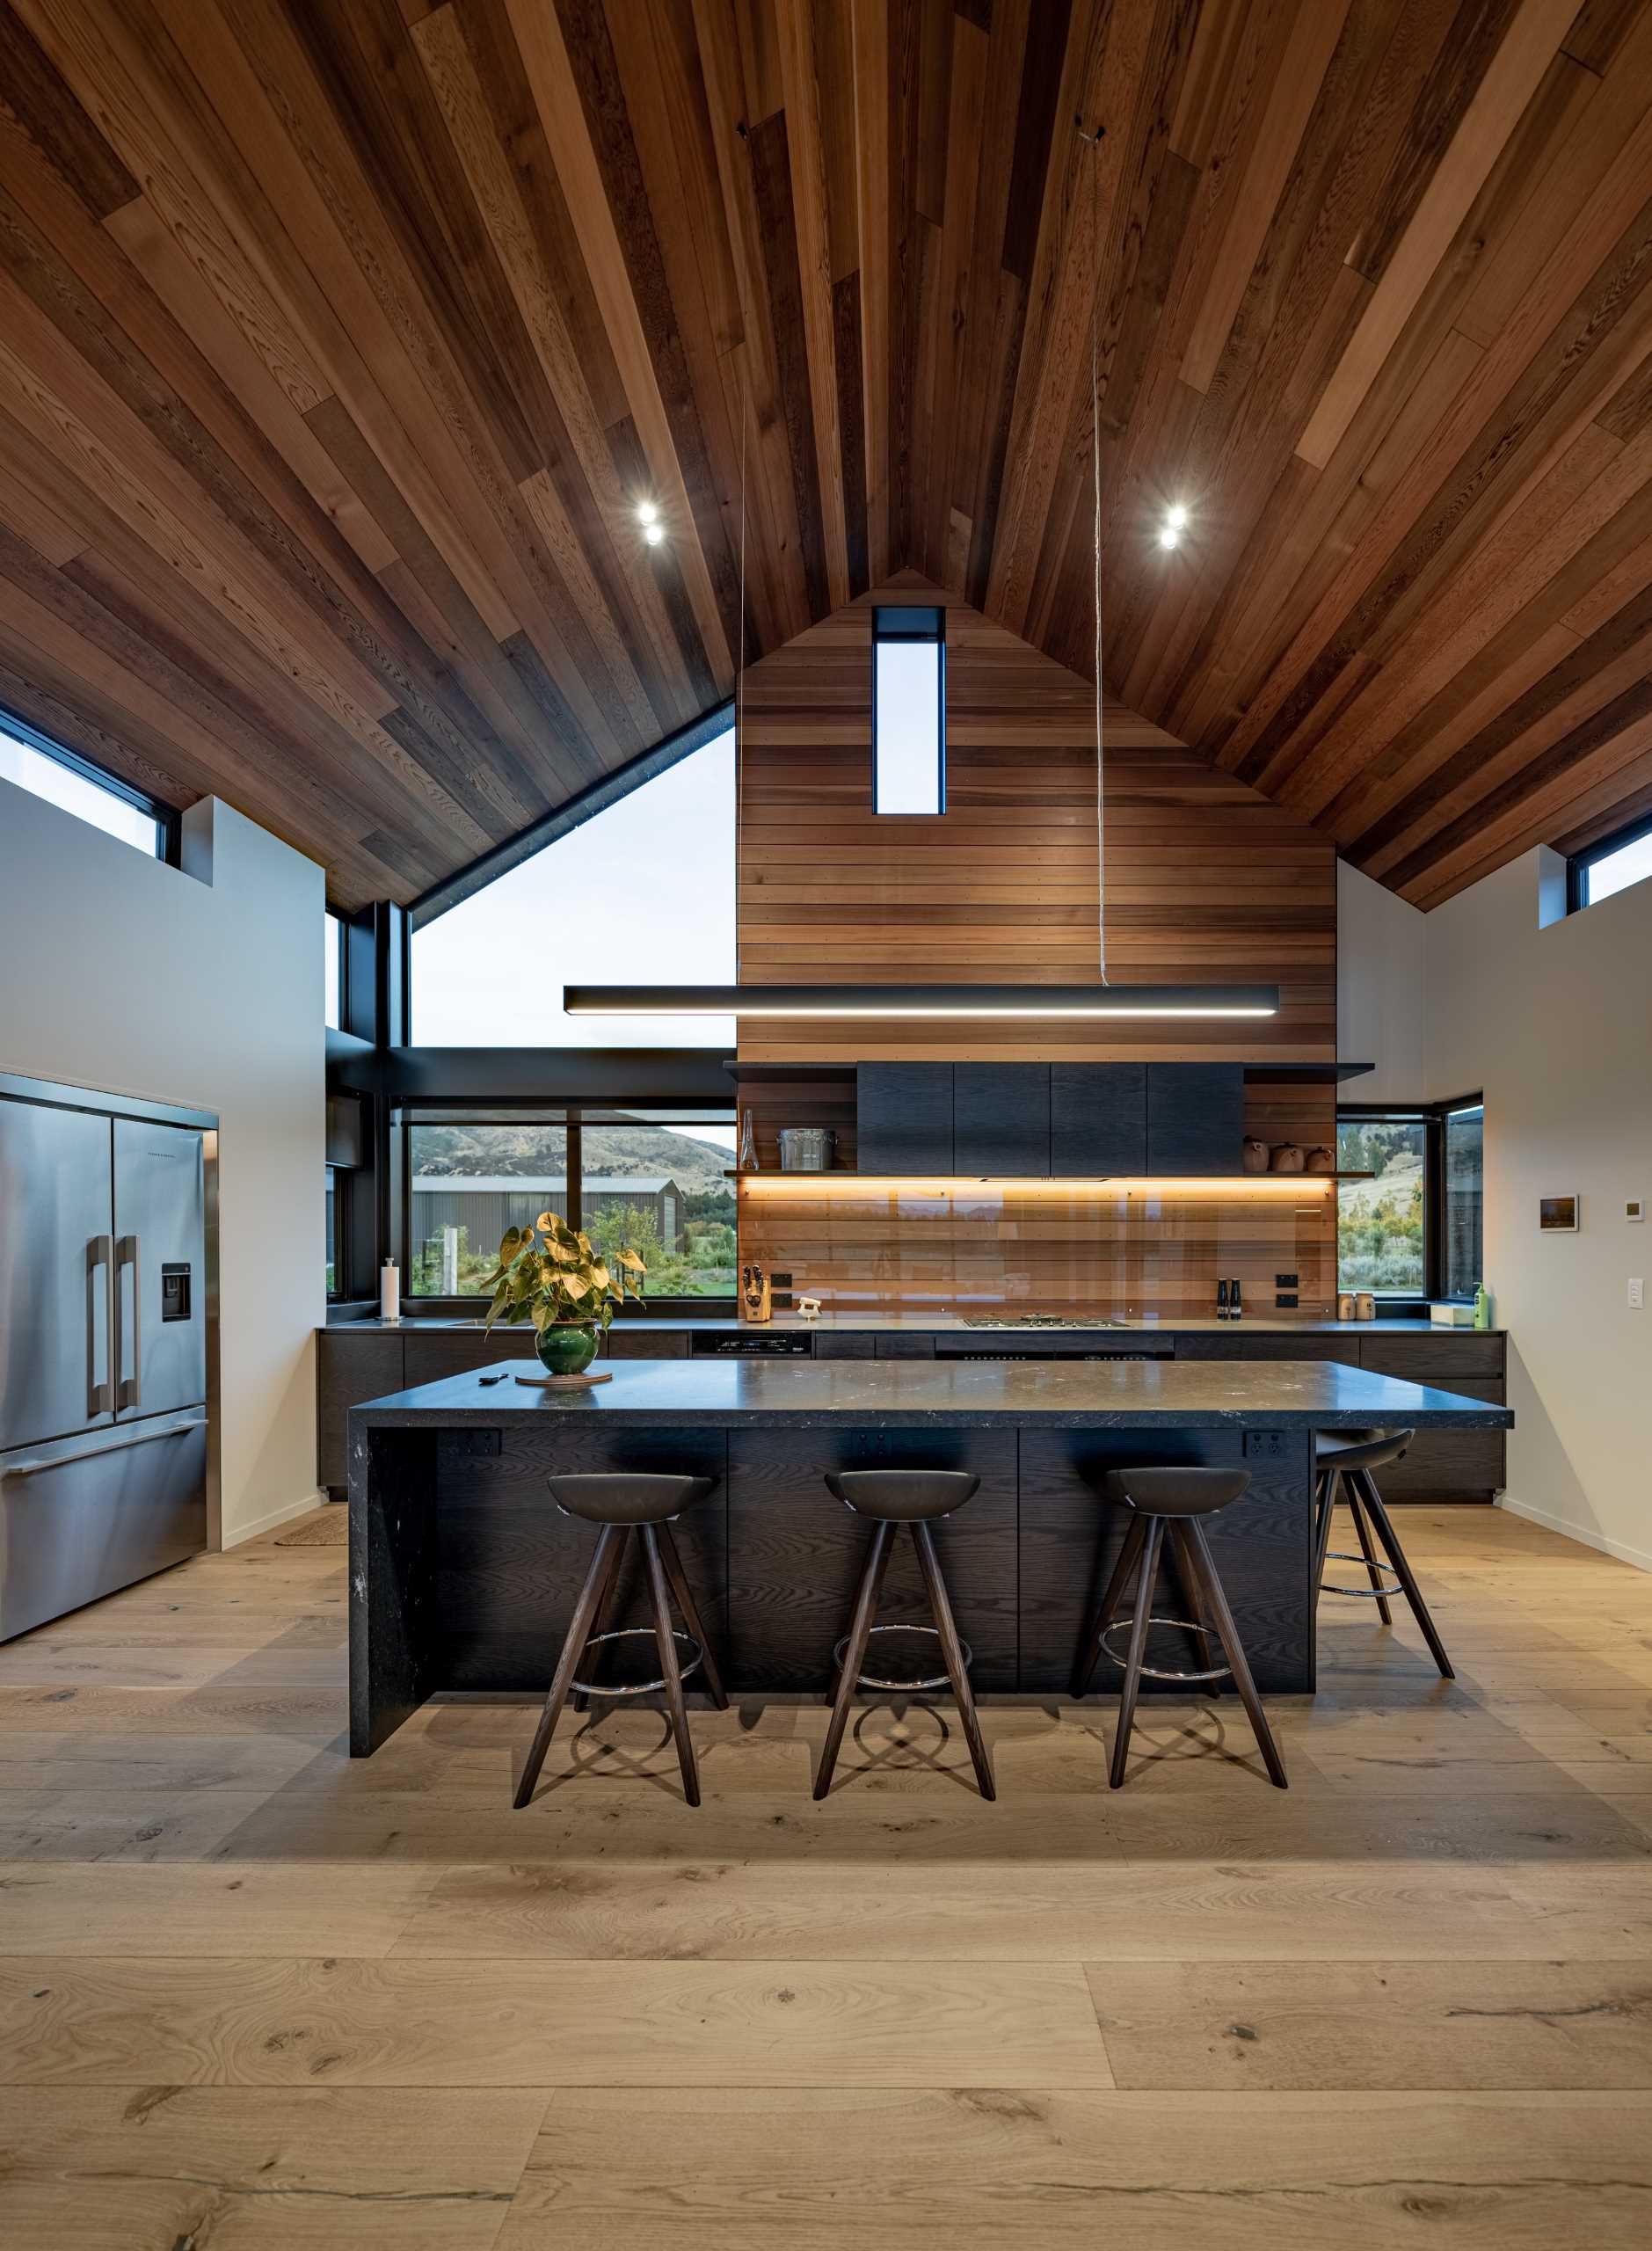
[{"x1": 513, "y1": 1370, "x2": 614, "y2": 1389}]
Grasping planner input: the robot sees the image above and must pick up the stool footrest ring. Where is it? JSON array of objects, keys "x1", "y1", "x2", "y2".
[
  {"x1": 1098, "y1": 1614, "x2": 1232, "y2": 1686},
  {"x1": 1321, "y1": 1550, "x2": 1403, "y2": 1600},
  {"x1": 832, "y1": 1621, "x2": 971, "y2": 1694},
  {"x1": 571, "y1": 1625, "x2": 702, "y2": 1699}
]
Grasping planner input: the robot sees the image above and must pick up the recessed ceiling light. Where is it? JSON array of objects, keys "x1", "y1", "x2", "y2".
[
  {"x1": 644, "y1": 521, "x2": 665, "y2": 546},
  {"x1": 1157, "y1": 524, "x2": 1180, "y2": 550},
  {"x1": 636, "y1": 500, "x2": 659, "y2": 524},
  {"x1": 1165, "y1": 503, "x2": 1188, "y2": 530}
]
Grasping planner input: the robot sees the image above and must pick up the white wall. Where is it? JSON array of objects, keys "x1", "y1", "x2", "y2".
[
  {"x1": 1424, "y1": 854, "x2": 1652, "y2": 1568},
  {"x1": 1339, "y1": 849, "x2": 1652, "y2": 1570},
  {"x1": 0, "y1": 783, "x2": 324, "y2": 1545},
  {"x1": 1336, "y1": 860, "x2": 1428, "y2": 1104}
]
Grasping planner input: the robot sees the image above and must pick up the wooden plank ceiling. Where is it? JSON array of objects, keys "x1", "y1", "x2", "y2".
[{"x1": 2, "y1": 0, "x2": 1652, "y2": 910}]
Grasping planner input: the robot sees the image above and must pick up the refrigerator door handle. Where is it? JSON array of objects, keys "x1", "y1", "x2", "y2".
[
  {"x1": 87, "y1": 1234, "x2": 113, "y2": 1417},
  {"x1": 4, "y1": 1419, "x2": 207, "y2": 1479},
  {"x1": 116, "y1": 1233, "x2": 141, "y2": 1412}
]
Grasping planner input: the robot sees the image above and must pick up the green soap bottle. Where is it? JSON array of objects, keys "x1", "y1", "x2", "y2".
[{"x1": 1473, "y1": 1282, "x2": 1491, "y2": 1329}]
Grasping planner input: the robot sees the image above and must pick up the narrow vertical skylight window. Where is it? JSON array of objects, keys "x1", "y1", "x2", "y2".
[{"x1": 872, "y1": 606, "x2": 945, "y2": 815}]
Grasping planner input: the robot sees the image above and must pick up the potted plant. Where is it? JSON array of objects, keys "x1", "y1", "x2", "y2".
[{"x1": 483, "y1": 1210, "x2": 646, "y2": 1377}]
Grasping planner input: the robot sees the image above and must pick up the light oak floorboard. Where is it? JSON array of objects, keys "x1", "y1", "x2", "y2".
[
  {"x1": 0, "y1": 1956, "x2": 1114, "y2": 2088},
  {"x1": 491, "y1": 2086, "x2": 1652, "y2": 2248},
  {"x1": 0, "y1": 2085, "x2": 550, "y2": 2248},
  {"x1": 1088, "y1": 1959, "x2": 1652, "y2": 2088}
]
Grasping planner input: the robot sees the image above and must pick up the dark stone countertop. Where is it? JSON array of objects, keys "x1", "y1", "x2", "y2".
[
  {"x1": 324, "y1": 1313, "x2": 1503, "y2": 1337},
  {"x1": 347, "y1": 1357, "x2": 1514, "y2": 1431}
]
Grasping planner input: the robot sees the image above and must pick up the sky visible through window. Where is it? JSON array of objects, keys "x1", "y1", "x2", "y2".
[
  {"x1": 1582, "y1": 827, "x2": 1652, "y2": 906},
  {"x1": 0, "y1": 725, "x2": 163, "y2": 856},
  {"x1": 411, "y1": 728, "x2": 735, "y2": 1050}
]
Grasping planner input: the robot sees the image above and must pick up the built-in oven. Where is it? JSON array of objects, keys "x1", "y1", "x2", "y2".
[{"x1": 691, "y1": 1331, "x2": 814, "y2": 1357}]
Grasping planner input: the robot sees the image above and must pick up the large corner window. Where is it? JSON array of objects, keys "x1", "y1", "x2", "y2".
[
  {"x1": 404, "y1": 1109, "x2": 735, "y2": 1302},
  {"x1": 0, "y1": 710, "x2": 175, "y2": 861},
  {"x1": 1337, "y1": 1096, "x2": 1484, "y2": 1303},
  {"x1": 873, "y1": 606, "x2": 945, "y2": 815},
  {"x1": 1569, "y1": 813, "x2": 1652, "y2": 910},
  {"x1": 1336, "y1": 1115, "x2": 1427, "y2": 1298},
  {"x1": 409, "y1": 727, "x2": 734, "y2": 1046}
]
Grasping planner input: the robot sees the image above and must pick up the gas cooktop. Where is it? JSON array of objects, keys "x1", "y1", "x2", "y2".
[{"x1": 959, "y1": 1314, "x2": 1128, "y2": 1330}]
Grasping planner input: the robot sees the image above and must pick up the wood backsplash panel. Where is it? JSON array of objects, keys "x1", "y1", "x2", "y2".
[
  {"x1": 736, "y1": 576, "x2": 1337, "y2": 1064},
  {"x1": 738, "y1": 1180, "x2": 1337, "y2": 1320}
]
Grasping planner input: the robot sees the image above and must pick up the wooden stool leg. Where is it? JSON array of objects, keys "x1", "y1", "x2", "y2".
[
  {"x1": 1347, "y1": 1488, "x2": 1394, "y2": 1623},
  {"x1": 1180, "y1": 1519, "x2": 1288, "y2": 1788},
  {"x1": 639, "y1": 1524, "x2": 701, "y2": 1806},
  {"x1": 1313, "y1": 1468, "x2": 1340, "y2": 1592},
  {"x1": 1109, "y1": 1517, "x2": 1164, "y2": 1789},
  {"x1": 1072, "y1": 1513, "x2": 1147, "y2": 1699},
  {"x1": 515, "y1": 1524, "x2": 623, "y2": 1809},
  {"x1": 1354, "y1": 1472, "x2": 1454, "y2": 1680},
  {"x1": 571, "y1": 1530, "x2": 630, "y2": 1714},
  {"x1": 815, "y1": 1520, "x2": 894, "y2": 1800},
  {"x1": 911, "y1": 1520, "x2": 995, "y2": 1802},
  {"x1": 655, "y1": 1521, "x2": 729, "y2": 1709}
]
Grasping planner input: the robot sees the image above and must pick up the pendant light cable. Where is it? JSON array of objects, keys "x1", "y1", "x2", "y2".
[
  {"x1": 735, "y1": 341, "x2": 748, "y2": 985},
  {"x1": 1090, "y1": 127, "x2": 1108, "y2": 987}
]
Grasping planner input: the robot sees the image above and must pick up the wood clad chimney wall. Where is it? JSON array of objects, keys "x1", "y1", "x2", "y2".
[{"x1": 734, "y1": 578, "x2": 1338, "y2": 1066}]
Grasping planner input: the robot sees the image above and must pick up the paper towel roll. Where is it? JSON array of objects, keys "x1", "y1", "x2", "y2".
[{"x1": 380, "y1": 1259, "x2": 400, "y2": 1322}]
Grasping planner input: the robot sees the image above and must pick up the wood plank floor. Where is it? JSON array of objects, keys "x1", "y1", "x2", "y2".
[{"x1": 1, "y1": 1505, "x2": 1650, "y2": 2247}]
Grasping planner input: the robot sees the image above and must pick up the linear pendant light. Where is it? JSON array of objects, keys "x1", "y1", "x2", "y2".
[
  {"x1": 568, "y1": 125, "x2": 1277, "y2": 1030},
  {"x1": 564, "y1": 983, "x2": 1277, "y2": 1020}
]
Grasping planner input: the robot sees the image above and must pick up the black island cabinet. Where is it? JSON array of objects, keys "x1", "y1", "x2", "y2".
[{"x1": 347, "y1": 1356, "x2": 1511, "y2": 1755}]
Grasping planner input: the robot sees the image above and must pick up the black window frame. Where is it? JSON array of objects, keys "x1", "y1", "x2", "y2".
[
  {"x1": 0, "y1": 705, "x2": 179, "y2": 863},
  {"x1": 324, "y1": 1162, "x2": 353, "y2": 1303},
  {"x1": 871, "y1": 604, "x2": 946, "y2": 817},
  {"x1": 1337, "y1": 1092, "x2": 1484, "y2": 1308},
  {"x1": 397, "y1": 1104, "x2": 737, "y2": 1315},
  {"x1": 1568, "y1": 808, "x2": 1652, "y2": 911}
]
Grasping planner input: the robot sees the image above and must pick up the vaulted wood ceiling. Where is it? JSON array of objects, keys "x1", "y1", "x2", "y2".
[{"x1": 2, "y1": 0, "x2": 1651, "y2": 911}]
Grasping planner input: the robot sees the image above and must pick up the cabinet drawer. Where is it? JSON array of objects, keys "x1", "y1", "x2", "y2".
[
  {"x1": 875, "y1": 1334, "x2": 937, "y2": 1358},
  {"x1": 317, "y1": 1332, "x2": 404, "y2": 1490},
  {"x1": 1359, "y1": 1334, "x2": 1504, "y2": 1380},
  {"x1": 812, "y1": 1333, "x2": 875, "y2": 1359},
  {"x1": 604, "y1": 1329, "x2": 691, "y2": 1359},
  {"x1": 1177, "y1": 1333, "x2": 1362, "y2": 1364},
  {"x1": 1377, "y1": 1388, "x2": 1506, "y2": 1500}
]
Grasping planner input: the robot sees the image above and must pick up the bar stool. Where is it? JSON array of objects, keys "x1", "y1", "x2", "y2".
[
  {"x1": 815, "y1": 1470, "x2": 994, "y2": 1802},
  {"x1": 513, "y1": 1473, "x2": 727, "y2": 1810},
  {"x1": 1314, "y1": 1429, "x2": 1453, "y2": 1679},
  {"x1": 1071, "y1": 1467, "x2": 1287, "y2": 1789}
]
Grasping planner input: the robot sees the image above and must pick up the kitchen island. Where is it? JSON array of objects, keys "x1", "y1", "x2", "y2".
[{"x1": 348, "y1": 1358, "x2": 1512, "y2": 1753}]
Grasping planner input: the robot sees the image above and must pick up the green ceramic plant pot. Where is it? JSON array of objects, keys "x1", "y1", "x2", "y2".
[{"x1": 535, "y1": 1321, "x2": 600, "y2": 1378}]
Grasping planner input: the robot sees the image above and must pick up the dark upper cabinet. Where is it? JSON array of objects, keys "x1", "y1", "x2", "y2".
[
  {"x1": 1146, "y1": 1062, "x2": 1246, "y2": 1175},
  {"x1": 1049, "y1": 1063, "x2": 1146, "y2": 1176},
  {"x1": 953, "y1": 1063, "x2": 1050, "y2": 1175},
  {"x1": 856, "y1": 1062, "x2": 954, "y2": 1174}
]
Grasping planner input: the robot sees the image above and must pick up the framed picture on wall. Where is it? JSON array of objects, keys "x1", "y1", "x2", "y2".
[{"x1": 1539, "y1": 1195, "x2": 1579, "y2": 1232}]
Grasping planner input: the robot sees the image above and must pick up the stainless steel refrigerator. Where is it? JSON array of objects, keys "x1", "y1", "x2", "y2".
[{"x1": 1, "y1": 1073, "x2": 216, "y2": 1641}]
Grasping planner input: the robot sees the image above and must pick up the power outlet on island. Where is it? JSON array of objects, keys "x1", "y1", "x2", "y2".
[
  {"x1": 1243, "y1": 1430, "x2": 1287, "y2": 1461},
  {"x1": 462, "y1": 1430, "x2": 501, "y2": 1457}
]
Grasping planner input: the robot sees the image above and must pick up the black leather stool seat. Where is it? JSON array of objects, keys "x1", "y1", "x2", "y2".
[
  {"x1": 826, "y1": 1469, "x2": 979, "y2": 1521},
  {"x1": 1314, "y1": 1428, "x2": 1411, "y2": 1475},
  {"x1": 1102, "y1": 1466, "x2": 1250, "y2": 1517},
  {"x1": 548, "y1": 1473, "x2": 716, "y2": 1525}
]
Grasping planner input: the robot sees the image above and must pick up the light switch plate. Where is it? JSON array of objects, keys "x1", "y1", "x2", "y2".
[{"x1": 1630, "y1": 1278, "x2": 1645, "y2": 1310}]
